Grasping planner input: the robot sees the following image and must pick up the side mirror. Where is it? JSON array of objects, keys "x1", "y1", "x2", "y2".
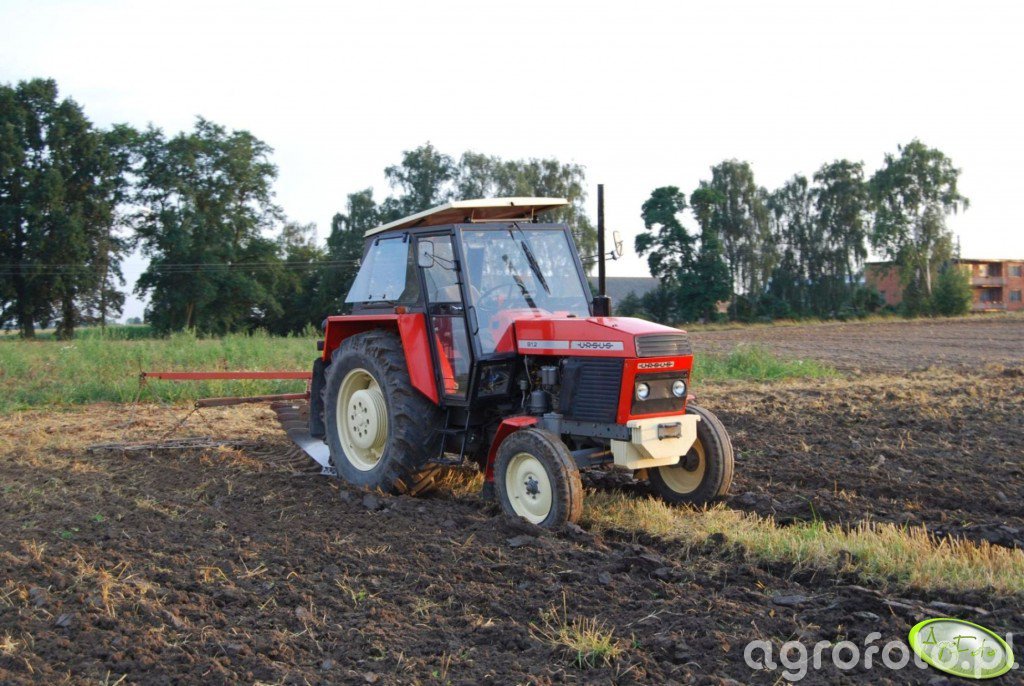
[
  {"x1": 417, "y1": 241, "x2": 434, "y2": 268},
  {"x1": 612, "y1": 230, "x2": 624, "y2": 258}
]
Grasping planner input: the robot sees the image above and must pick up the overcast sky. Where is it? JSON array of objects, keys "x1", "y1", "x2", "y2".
[{"x1": 3, "y1": 0, "x2": 1022, "y2": 320}]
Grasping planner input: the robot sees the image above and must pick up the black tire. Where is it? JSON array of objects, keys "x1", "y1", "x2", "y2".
[
  {"x1": 323, "y1": 329, "x2": 444, "y2": 493},
  {"x1": 648, "y1": 404, "x2": 734, "y2": 505},
  {"x1": 494, "y1": 428, "x2": 583, "y2": 527}
]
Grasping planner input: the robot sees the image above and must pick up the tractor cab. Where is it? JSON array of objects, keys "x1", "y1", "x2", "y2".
[
  {"x1": 343, "y1": 199, "x2": 593, "y2": 402},
  {"x1": 314, "y1": 197, "x2": 734, "y2": 528}
]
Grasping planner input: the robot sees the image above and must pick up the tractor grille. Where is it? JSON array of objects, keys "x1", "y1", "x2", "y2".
[
  {"x1": 559, "y1": 358, "x2": 623, "y2": 423},
  {"x1": 635, "y1": 333, "x2": 692, "y2": 357}
]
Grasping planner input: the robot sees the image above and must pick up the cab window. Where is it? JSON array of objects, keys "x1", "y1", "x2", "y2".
[
  {"x1": 345, "y1": 235, "x2": 421, "y2": 304},
  {"x1": 420, "y1": 236, "x2": 461, "y2": 303}
]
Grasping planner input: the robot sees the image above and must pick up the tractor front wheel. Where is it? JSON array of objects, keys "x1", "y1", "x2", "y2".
[
  {"x1": 495, "y1": 428, "x2": 583, "y2": 527},
  {"x1": 323, "y1": 330, "x2": 444, "y2": 494},
  {"x1": 648, "y1": 404, "x2": 734, "y2": 505}
]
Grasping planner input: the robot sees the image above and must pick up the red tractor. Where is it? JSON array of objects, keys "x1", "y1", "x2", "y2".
[{"x1": 305, "y1": 198, "x2": 733, "y2": 527}]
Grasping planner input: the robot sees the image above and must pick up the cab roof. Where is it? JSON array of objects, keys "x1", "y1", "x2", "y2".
[{"x1": 364, "y1": 197, "x2": 569, "y2": 237}]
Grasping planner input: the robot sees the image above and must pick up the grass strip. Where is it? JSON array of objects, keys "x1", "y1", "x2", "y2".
[
  {"x1": 0, "y1": 330, "x2": 317, "y2": 411},
  {"x1": 693, "y1": 344, "x2": 838, "y2": 383},
  {"x1": 1, "y1": 331, "x2": 835, "y2": 411},
  {"x1": 582, "y1": 492, "x2": 1024, "y2": 594}
]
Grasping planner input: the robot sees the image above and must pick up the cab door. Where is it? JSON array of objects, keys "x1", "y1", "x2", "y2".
[{"x1": 418, "y1": 234, "x2": 472, "y2": 401}]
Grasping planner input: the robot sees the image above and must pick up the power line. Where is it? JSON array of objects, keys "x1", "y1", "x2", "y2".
[{"x1": 0, "y1": 259, "x2": 361, "y2": 276}]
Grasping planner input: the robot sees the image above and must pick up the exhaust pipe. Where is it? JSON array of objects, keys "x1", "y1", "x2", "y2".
[{"x1": 593, "y1": 183, "x2": 612, "y2": 316}]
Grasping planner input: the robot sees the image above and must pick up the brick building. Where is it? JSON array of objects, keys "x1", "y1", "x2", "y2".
[{"x1": 864, "y1": 259, "x2": 1024, "y2": 312}]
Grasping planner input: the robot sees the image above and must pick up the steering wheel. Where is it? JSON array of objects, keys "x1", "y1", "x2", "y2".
[{"x1": 474, "y1": 282, "x2": 522, "y2": 309}]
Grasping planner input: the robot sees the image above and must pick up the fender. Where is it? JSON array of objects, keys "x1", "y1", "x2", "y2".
[
  {"x1": 322, "y1": 314, "x2": 439, "y2": 404},
  {"x1": 483, "y1": 415, "x2": 539, "y2": 484}
]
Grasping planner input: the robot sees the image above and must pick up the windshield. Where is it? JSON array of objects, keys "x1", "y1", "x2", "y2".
[{"x1": 462, "y1": 226, "x2": 591, "y2": 352}]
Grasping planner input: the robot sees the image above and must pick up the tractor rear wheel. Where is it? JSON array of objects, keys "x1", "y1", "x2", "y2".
[
  {"x1": 323, "y1": 330, "x2": 444, "y2": 494},
  {"x1": 648, "y1": 404, "x2": 734, "y2": 505},
  {"x1": 495, "y1": 428, "x2": 583, "y2": 527}
]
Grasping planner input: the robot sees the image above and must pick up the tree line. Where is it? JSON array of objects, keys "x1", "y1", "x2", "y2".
[
  {"x1": 2, "y1": 78, "x2": 972, "y2": 337},
  {"x1": 0, "y1": 79, "x2": 594, "y2": 337},
  {"x1": 621, "y1": 142, "x2": 971, "y2": 322}
]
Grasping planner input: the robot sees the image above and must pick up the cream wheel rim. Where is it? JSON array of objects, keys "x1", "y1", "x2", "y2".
[
  {"x1": 506, "y1": 452, "x2": 553, "y2": 524},
  {"x1": 659, "y1": 438, "x2": 706, "y2": 494},
  {"x1": 337, "y1": 368, "x2": 388, "y2": 471}
]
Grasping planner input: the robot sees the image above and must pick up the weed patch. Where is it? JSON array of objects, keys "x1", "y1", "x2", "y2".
[
  {"x1": 530, "y1": 595, "x2": 626, "y2": 668},
  {"x1": 692, "y1": 344, "x2": 837, "y2": 383}
]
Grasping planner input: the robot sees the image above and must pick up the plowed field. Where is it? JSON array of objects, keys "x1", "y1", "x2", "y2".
[{"x1": 1, "y1": 317, "x2": 1022, "y2": 684}]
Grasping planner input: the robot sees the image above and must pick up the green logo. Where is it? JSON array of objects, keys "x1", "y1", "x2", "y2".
[{"x1": 908, "y1": 618, "x2": 1014, "y2": 679}]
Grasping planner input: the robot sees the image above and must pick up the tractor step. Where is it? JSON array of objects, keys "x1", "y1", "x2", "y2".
[
  {"x1": 431, "y1": 453, "x2": 465, "y2": 467},
  {"x1": 435, "y1": 407, "x2": 472, "y2": 467}
]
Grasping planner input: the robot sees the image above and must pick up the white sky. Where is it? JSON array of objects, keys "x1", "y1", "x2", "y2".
[{"x1": 2, "y1": 0, "x2": 1022, "y2": 320}]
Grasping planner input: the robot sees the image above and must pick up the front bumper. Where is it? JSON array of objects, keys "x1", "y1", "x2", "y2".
[{"x1": 610, "y1": 413, "x2": 700, "y2": 470}]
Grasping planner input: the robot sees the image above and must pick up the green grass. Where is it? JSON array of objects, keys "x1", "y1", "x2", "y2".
[
  {"x1": 693, "y1": 344, "x2": 838, "y2": 383},
  {"x1": 583, "y1": 493, "x2": 1024, "y2": 594},
  {"x1": 0, "y1": 330, "x2": 317, "y2": 411},
  {"x1": 530, "y1": 596, "x2": 626, "y2": 668},
  {"x1": 0, "y1": 329, "x2": 833, "y2": 412},
  {"x1": 0, "y1": 324, "x2": 157, "y2": 340}
]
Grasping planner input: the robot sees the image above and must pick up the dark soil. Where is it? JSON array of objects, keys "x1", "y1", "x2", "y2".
[
  {"x1": 1, "y1": 316, "x2": 1023, "y2": 684},
  {"x1": 1, "y1": 398, "x2": 1021, "y2": 685},
  {"x1": 691, "y1": 315, "x2": 1024, "y2": 373},
  {"x1": 709, "y1": 367, "x2": 1024, "y2": 551}
]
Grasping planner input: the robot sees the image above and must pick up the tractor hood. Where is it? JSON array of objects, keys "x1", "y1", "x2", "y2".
[{"x1": 510, "y1": 316, "x2": 690, "y2": 358}]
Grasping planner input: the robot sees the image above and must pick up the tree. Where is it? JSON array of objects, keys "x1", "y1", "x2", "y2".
[
  {"x1": 764, "y1": 163, "x2": 871, "y2": 319},
  {"x1": 639, "y1": 284, "x2": 678, "y2": 325},
  {"x1": 869, "y1": 140, "x2": 968, "y2": 298},
  {"x1": 454, "y1": 151, "x2": 499, "y2": 199},
  {"x1": 320, "y1": 189, "x2": 379, "y2": 316},
  {"x1": 0, "y1": 81, "x2": 50, "y2": 337},
  {"x1": 614, "y1": 291, "x2": 646, "y2": 318},
  {"x1": 260, "y1": 221, "x2": 325, "y2": 335},
  {"x1": 133, "y1": 118, "x2": 283, "y2": 334},
  {"x1": 366, "y1": 145, "x2": 597, "y2": 260},
  {"x1": 637, "y1": 187, "x2": 693, "y2": 280},
  {"x1": 690, "y1": 161, "x2": 773, "y2": 304},
  {"x1": 813, "y1": 159, "x2": 869, "y2": 302},
  {"x1": 0, "y1": 79, "x2": 130, "y2": 338},
  {"x1": 767, "y1": 175, "x2": 816, "y2": 315},
  {"x1": 453, "y1": 151, "x2": 597, "y2": 256},
  {"x1": 635, "y1": 186, "x2": 729, "y2": 322},
  {"x1": 932, "y1": 262, "x2": 972, "y2": 316},
  {"x1": 486, "y1": 156, "x2": 597, "y2": 257},
  {"x1": 383, "y1": 142, "x2": 456, "y2": 218},
  {"x1": 689, "y1": 223, "x2": 731, "y2": 322},
  {"x1": 78, "y1": 124, "x2": 139, "y2": 330}
]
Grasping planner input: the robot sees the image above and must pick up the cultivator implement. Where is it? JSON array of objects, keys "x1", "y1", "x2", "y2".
[{"x1": 140, "y1": 370, "x2": 335, "y2": 476}]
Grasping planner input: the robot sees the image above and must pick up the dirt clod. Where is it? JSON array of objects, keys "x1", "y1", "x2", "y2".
[
  {"x1": 506, "y1": 534, "x2": 537, "y2": 548},
  {"x1": 771, "y1": 593, "x2": 809, "y2": 607}
]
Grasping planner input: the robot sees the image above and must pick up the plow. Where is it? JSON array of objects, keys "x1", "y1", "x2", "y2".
[
  {"x1": 137, "y1": 195, "x2": 734, "y2": 527},
  {"x1": 136, "y1": 369, "x2": 334, "y2": 476}
]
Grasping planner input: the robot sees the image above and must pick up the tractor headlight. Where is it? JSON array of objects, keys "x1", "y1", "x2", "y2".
[
  {"x1": 672, "y1": 379, "x2": 687, "y2": 397},
  {"x1": 635, "y1": 383, "x2": 650, "y2": 401}
]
